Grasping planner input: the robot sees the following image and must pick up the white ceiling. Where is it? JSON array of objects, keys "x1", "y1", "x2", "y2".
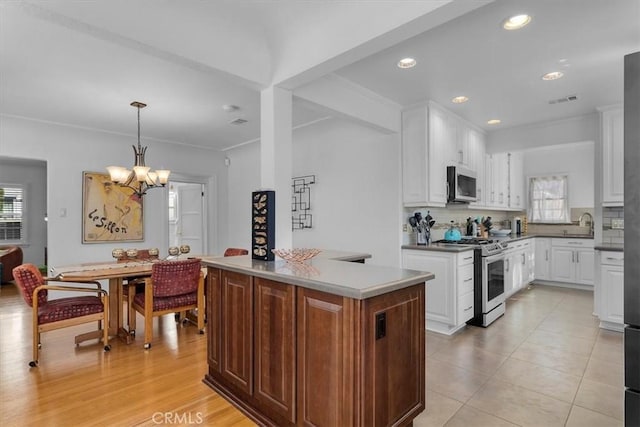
[
  {"x1": 1, "y1": 0, "x2": 638, "y2": 152},
  {"x1": 336, "y1": 0, "x2": 640, "y2": 131}
]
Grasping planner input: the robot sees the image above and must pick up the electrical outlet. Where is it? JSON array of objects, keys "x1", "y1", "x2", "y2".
[
  {"x1": 612, "y1": 219, "x2": 624, "y2": 229},
  {"x1": 402, "y1": 224, "x2": 408, "y2": 232}
]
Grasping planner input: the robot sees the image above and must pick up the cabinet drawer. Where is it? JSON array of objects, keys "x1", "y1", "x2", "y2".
[
  {"x1": 600, "y1": 251, "x2": 624, "y2": 266},
  {"x1": 458, "y1": 264, "x2": 475, "y2": 295},
  {"x1": 551, "y1": 238, "x2": 595, "y2": 248},
  {"x1": 458, "y1": 291, "x2": 474, "y2": 323},
  {"x1": 458, "y1": 251, "x2": 475, "y2": 266}
]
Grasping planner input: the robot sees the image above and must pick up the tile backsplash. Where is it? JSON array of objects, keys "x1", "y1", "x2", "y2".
[
  {"x1": 602, "y1": 206, "x2": 624, "y2": 244},
  {"x1": 403, "y1": 206, "x2": 623, "y2": 245},
  {"x1": 403, "y1": 206, "x2": 524, "y2": 243},
  {"x1": 526, "y1": 208, "x2": 594, "y2": 236}
]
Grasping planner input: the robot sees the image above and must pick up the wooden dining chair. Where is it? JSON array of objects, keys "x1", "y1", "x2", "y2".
[
  {"x1": 12, "y1": 263, "x2": 110, "y2": 367},
  {"x1": 121, "y1": 248, "x2": 160, "y2": 332},
  {"x1": 223, "y1": 248, "x2": 249, "y2": 256},
  {"x1": 128, "y1": 258, "x2": 204, "y2": 349},
  {"x1": 179, "y1": 248, "x2": 248, "y2": 327}
]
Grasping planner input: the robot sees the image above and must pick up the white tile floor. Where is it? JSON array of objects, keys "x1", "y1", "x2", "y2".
[{"x1": 414, "y1": 284, "x2": 623, "y2": 427}]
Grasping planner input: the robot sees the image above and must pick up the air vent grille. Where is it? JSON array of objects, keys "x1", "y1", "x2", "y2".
[
  {"x1": 549, "y1": 94, "x2": 578, "y2": 104},
  {"x1": 229, "y1": 118, "x2": 248, "y2": 125}
]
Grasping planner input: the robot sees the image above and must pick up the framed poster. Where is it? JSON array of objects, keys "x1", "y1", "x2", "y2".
[{"x1": 82, "y1": 171, "x2": 144, "y2": 243}]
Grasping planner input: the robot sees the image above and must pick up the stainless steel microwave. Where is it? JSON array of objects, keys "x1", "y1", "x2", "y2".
[{"x1": 447, "y1": 166, "x2": 477, "y2": 203}]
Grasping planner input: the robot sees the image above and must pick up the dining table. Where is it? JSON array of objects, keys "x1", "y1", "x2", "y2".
[{"x1": 51, "y1": 260, "x2": 158, "y2": 343}]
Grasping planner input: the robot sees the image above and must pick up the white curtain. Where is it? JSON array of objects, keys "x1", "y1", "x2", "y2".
[{"x1": 528, "y1": 175, "x2": 569, "y2": 223}]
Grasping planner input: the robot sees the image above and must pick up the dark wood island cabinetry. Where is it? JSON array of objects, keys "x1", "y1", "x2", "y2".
[{"x1": 202, "y1": 254, "x2": 433, "y2": 427}]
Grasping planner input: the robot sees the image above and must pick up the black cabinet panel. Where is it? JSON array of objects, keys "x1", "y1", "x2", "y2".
[{"x1": 625, "y1": 389, "x2": 640, "y2": 427}]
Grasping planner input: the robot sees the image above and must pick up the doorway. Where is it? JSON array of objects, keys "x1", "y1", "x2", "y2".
[{"x1": 167, "y1": 180, "x2": 206, "y2": 255}]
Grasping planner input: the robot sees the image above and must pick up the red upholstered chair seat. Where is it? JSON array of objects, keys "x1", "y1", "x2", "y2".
[
  {"x1": 132, "y1": 292, "x2": 197, "y2": 312},
  {"x1": 129, "y1": 258, "x2": 205, "y2": 349},
  {"x1": 12, "y1": 263, "x2": 110, "y2": 367},
  {"x1": 223, "y1": 248, "x2": 248, "y2": 257},
  {"x1": 38, "y1": 296, "x2": 105, "y2": 324}
]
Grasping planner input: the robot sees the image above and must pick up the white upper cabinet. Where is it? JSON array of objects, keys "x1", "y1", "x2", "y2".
[
  {"x1": 401, "y1": 101, "x2": 485, "y2": 207},
  {"x1": 468, "y1": 128, "x2": 487, "y2": 208},
  {"x1": 466, "y1": 128, "x2": 486, "y2": 174},
  {"x1": 428, "y1": 104, "x2": 456, "y2": 205},
  {"x1": 485, "y1": 152, "x2": 509, "y2": 209},
  {"x1": 601, "y1": 107, "x2": 624, "y2": 206},
  {"x1": 401, "y1": 107, "x2": 430, "y2": 206},
  {"x1": 482, "y1": 150, "x2": 526, "y2": 211},
  {"x1": 508, "y1": 151, "x2": 525, "y2": 210}
]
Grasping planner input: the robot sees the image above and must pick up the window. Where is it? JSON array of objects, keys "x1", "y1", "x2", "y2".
[
  {"x1": 528, "y1": 175, "x2": 569, "y2": 223},
  {"x1": 168, "y1": 189, "x2": 177, "y2": 222},
  {"x1": 0, "y1": 185, "x2": 25, "y2": 242}
]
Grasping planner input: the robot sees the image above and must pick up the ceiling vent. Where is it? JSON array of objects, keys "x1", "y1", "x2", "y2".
[
  {"x1": 549, "y1": 94, "x2": 578, "y2": 105},
  {"x1": 229, "y1": 118, "x2": 248, "y2": 125}
]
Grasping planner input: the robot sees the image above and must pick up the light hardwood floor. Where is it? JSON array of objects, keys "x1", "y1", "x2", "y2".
[
  {"x1": 0, "y1": 282, "x2": 624, "y2": 426},
  {"x1": 0, "y1": 283, "x2": 255, "y2": 427}
]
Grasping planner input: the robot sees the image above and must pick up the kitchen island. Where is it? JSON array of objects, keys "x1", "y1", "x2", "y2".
[{"x1": 201, "y1": 253, "x2": 433, "y2": 427}]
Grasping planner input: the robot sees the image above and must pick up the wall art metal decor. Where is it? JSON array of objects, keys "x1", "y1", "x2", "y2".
[
  {"x1": 291, "y1": 175, "x2": 315, "y2": 230},
  {"x1": 251, "y1": 190, "x2": 275, "y2": 261},
  {"x1": 82, "y1": 171, "x2": 143, "y2": 243}
]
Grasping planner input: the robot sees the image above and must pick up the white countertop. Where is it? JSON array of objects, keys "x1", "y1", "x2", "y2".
[{"x1": 201, "y1": 254, "x2": 433, "y2": 300}]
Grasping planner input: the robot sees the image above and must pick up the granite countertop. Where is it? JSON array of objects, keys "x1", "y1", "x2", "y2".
[
  {"x1": 402, "y1": 243, "x2": 476, "y2": 253},
  {"x1": 402, "y1": 233, "x2": 595, "y2": 253},
  {"x1": 595, "y1": 243, "x2": 624, "y2": 252},
  {"x1": 312, "y1": 249, "x2": 372, "y2": 262},
  {"x1": 201, "y1": 253, "x2": 433, "y2": 300},
  {"x1": 529, "y1": 233, "x2": 594, "y2": 239}
]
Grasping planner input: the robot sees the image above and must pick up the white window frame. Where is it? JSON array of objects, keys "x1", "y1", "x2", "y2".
[
  {"x1": 527, "y1": 175, "x2": 570, "y2": 224},
  {"x1": 0, "y1": 183, "x2": 27, "y2": 244}
]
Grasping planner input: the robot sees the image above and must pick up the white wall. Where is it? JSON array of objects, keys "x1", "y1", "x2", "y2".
[
  {"x1": 292, "y1": 118, "x2": 401, "y2": 267},
  {"x1": 523, "y1": 142, "x2": 595, "y2": 208},
  {"x1": 0, "y1": 158, "x2": 47, "y2": 265},
  {"x1": 488, "y1": 113, "x2": 598, "y2": 153},
  {"x1": 0, "y1": 115, "x2": 228, "y2": 269},
  {"x1": 225, "y1": 117, "x2": 402, "y2": 267},
  {"x1": 226, "y1": 142, "x2": 261, "y2": 251}
]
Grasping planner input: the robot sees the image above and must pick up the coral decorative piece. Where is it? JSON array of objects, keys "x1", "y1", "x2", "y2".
[{"x1": 272, "y1": 248, "x2": 321, "y2": 263}]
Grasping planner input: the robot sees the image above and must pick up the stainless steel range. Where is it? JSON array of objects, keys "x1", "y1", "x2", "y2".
[{"x1": 436, "y1": 238, "x2": 507, "y2": 326}]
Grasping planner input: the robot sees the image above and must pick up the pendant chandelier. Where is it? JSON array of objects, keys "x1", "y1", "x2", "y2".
[{"x1": 107, "y1": 101, "x2": 170, "y2": 197}]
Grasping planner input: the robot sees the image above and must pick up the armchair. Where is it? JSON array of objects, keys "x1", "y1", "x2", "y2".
[
  {"x1": 0, "y1": 246, "x2": 23, "y2": 283},
  {"x1": 12, "y1": 263, "x2": 110, "y2": 367},
  {"x1": 129, "y1": 258, "x2": 204, "y2": 349},
  {"x1": 223, "y1": 248, "x2": 248, "y2": 256}
]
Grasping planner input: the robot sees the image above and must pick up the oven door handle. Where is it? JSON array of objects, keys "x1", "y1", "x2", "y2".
[{"x1": 483, "y1": 252, "x2": 506, "y2": 263}]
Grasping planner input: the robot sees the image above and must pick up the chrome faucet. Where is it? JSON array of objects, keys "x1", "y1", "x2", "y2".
[{"x1": 578, "y1": 212, "x2": 594, "y2": 235}]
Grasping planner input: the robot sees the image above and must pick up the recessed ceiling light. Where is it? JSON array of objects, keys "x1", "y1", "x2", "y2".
[
  {"x1": 487, "y1": 119, "x2": 501, "y2": 125},
  {"x1": 452, "y1": 96, "x2": 469, "y2": 104},
  {"x1": 222, "y1": 104, "x2": 240, "y2": 112},
  {"x1": 397, "y1": 57, "x2": 417, "y2": 69},
  {"x1": 503, "y1": 14, "x2": 531, "y2": 30},
  {"x1": 542, "y1": 71, "x2": 564, "y2": 81}
]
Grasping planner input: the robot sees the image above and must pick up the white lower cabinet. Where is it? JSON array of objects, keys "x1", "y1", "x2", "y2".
[
  {"x1": 598, "y1": 251, "x2": 624, "y2": 331},
  {"x1": 534, "y1": 238, "x2": 552, "y2": 280},
  {"x1": 549, "y1": 238, "x2": 595, "y2": 287},
  {"x1": 504, "y1": 239, "x2": 534, "y2": 298},
  {"x1": 402, "y1": 249, "x2": 475, "y2": 335}
]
